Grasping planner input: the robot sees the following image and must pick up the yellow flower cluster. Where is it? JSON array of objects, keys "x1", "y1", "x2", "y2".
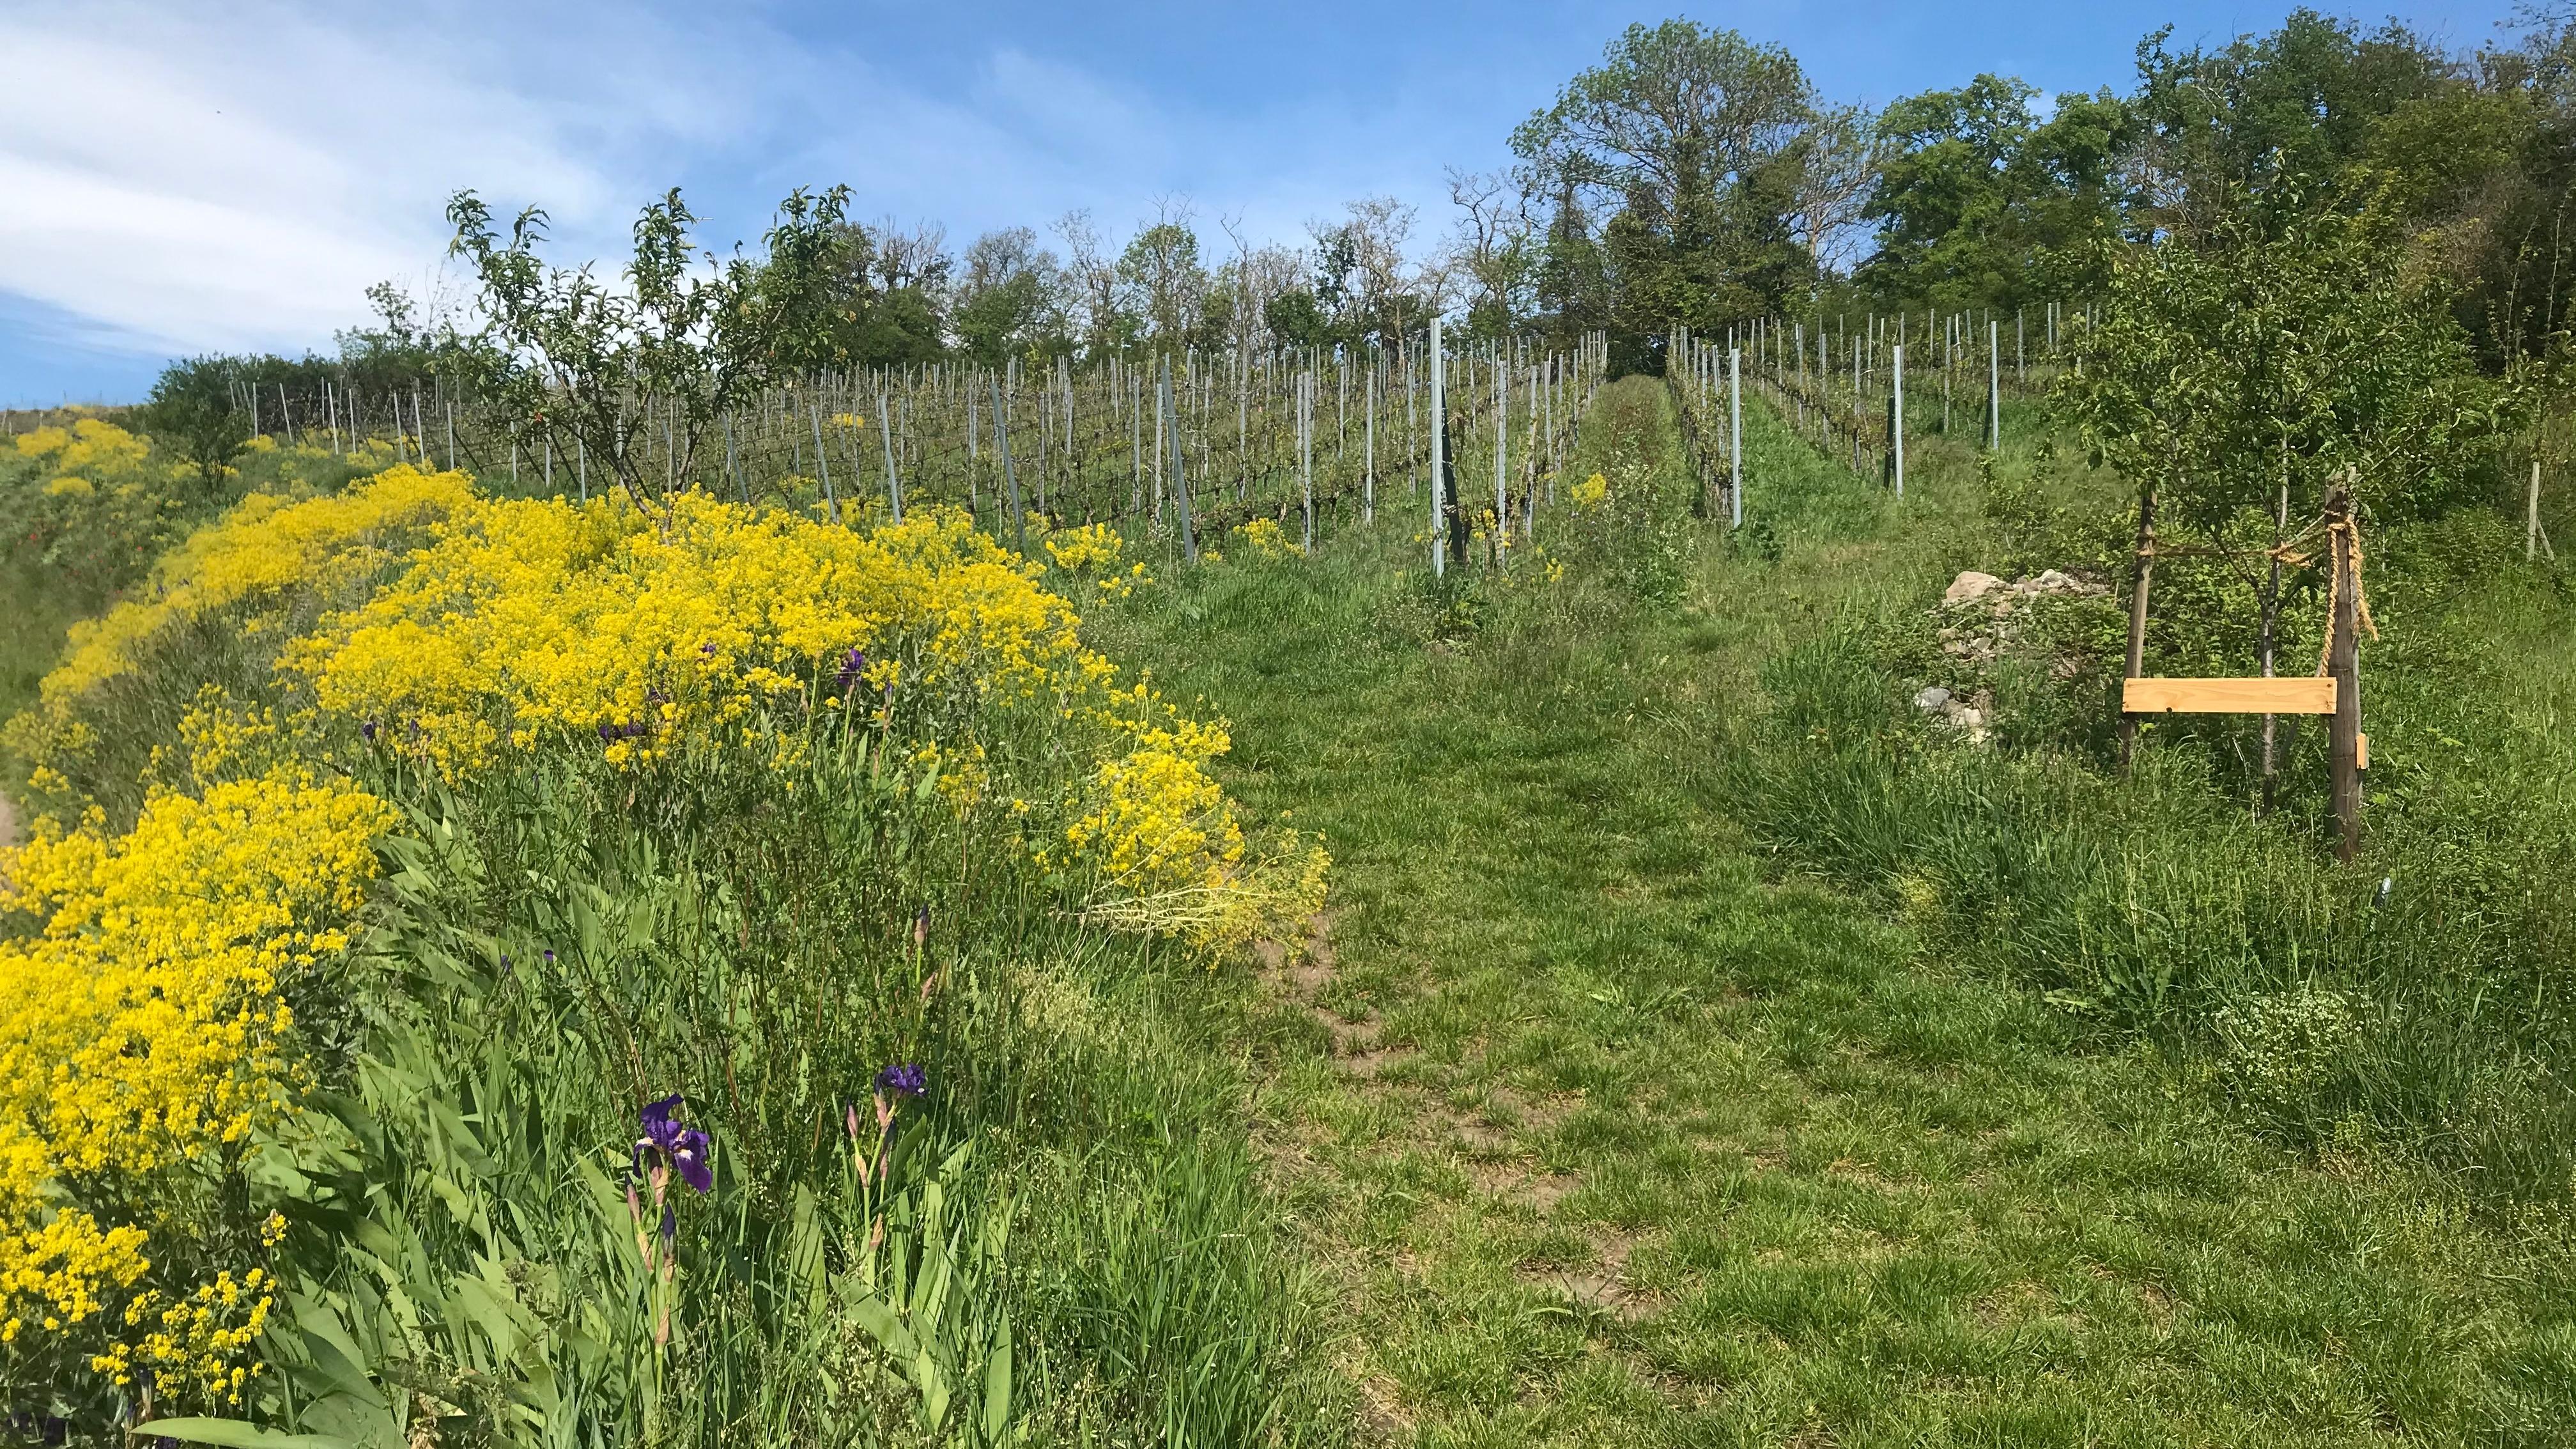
[
  {"x1": 289, "y1": 492, "x2": 1114, "y2": 773},
  {"x1": 1042, "y1": 523, "x2": 1153, "y2": 598},
  {"x1": 0, "y1": 1213, "x2": 146, "y2": 1340},
  {"x1": 0, "y1": 770, "x2": 390, "y2": 1358},
  {"x1": 1042, "y1": 522, "x2": 1123, "y2": 573},
  {"x1": 1232, "y1": 517, "x2": 1303, "y2": 558},
  {"x1": 13, "y1": 418, "x2": 152, "y2": 477},
  {"x1": 1570, "y1": 472, "x2": 1610, "y2": 513},
  {"x1": 89, "y1": 1268, "x2": 274, "y2": 1410},
  {"x1": 35, "y1": 463, "x2": 476, "y2": 705},
  {"x1": 16, "y1": 458, "x2": 1318, "y2": 965},
  {"x1": 1060, "y1": 716, "x2": 1242, "y2": 895}
]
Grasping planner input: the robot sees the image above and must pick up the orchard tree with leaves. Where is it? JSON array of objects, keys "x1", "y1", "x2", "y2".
[
  {"x1": 445, "y1": 185, "x2": 863, "y2": 514},
  {"x1": 141, "y1": 355, "x2": 253, "y2": 493},
  {"x1": 2060, "y1": 198, "x2": 2519, "y2": 780}
]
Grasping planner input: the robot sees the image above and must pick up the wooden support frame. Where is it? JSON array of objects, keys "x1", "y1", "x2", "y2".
[
  {"x1": 2117, "y1": 483, "x2": 2366, "y2": 859},
  {"x1": 2122, "y1": 677, "x2": 2336, "y2": 715}
]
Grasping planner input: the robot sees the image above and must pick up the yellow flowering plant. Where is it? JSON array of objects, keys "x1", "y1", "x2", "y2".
[
  {"x1": 3, "y1": 464, "x2": 479, "y2": 825},
  {"x1": 0, "y1": 422, "x2": 1330, "y2": 1427},
  {"x1": 1231, "y1": 517, "x2": 1303, "y2": 559},
  {"x1": 0, "y1": 766, "x2": 391, "y2": 1408}
]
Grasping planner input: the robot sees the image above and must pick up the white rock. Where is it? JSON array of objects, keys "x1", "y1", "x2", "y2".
[
  {"x1": 1915, "y1": 686, "x2": 1952, "y2": 711},
  {"x1": 1943, "y1": 571, "x2": 2005, "y2": 606}
]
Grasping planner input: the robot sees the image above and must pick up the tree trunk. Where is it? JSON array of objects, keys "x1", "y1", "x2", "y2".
[
  {"x1": 2118, "y1": 483, "x2": 2158, "y2": 774},
  {"x1": 2326, "y1": 484, "x2": 2363, "y2": 862},
  {"x1": 2260, "y1": 461, "x2": 2287, "y2": 815}
]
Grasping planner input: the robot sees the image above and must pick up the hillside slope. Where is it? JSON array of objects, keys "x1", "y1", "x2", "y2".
[{"x1": 1103, "y1": 376, "x2": 2575, "y2": 1446}]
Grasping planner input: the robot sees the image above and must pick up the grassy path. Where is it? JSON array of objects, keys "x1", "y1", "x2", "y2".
[{"x1": 1104, "y1": 378, "x2": 2571, "y2": 1446}]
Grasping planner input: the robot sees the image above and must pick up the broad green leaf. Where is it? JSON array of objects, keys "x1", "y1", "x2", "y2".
[{"x1": 138, "y1": 1418, "x2": 353, "y2": 1449}]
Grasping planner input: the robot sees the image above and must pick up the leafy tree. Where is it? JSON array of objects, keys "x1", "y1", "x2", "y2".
[
  {"x1": 1860, "y1": 76, "x2": 2134, "y2": 311},
  {"x1": 447, "y1": 185, "x2": 858, "y2": 512},
  {"x1": 2059, "y1": 201, "x2": 2517, "y2": 731},
  {"x1": 742, "y1": 201, "x2": 950, "y2": 371},
  {"x1": 1263, "y1": 289, "x2": 1334, "y2": 351},
  {"x1": 953, "y1": 228, "x2": 1067, "y2": 365},
  {"x1": 1118, "y1": 221, "x2": 1207, "y2": 350},
  {"x1": 141, "y1": 355, "x2": 252, "y2": 492},
  {"x1": 2129, "y1": 10, "x2": 2458, "y2": 240},
  {"x1": 1513, "y1": 19, "x2": 1827, "y2": 359},
  {"x1": 1532, "y1": 176, "x2": 1612, "y2": 355}
]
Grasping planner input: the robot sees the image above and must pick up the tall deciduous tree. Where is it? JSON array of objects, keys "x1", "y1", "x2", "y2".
[
  {"x1": 1512, "y1": 19, "x2": 1826, "y2": 360},
  {"x1": 1860, "y1": 77, "x2": 2133, "y2": 311},
  {"x1": 952, "y1": 228, "x2": 1068, "y2": 364},
  {"x1": 1118, "y1": 210, "x2": 1208, "y2": 352}
]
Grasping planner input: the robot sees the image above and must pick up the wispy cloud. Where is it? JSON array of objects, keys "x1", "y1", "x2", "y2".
[{"x1": 0, "y1": 0, "x2": 810, "y2": 384}]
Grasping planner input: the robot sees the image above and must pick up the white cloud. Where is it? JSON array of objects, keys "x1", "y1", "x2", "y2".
[
  {"x1": 0, "y1": 0, "x2": 717, "y2": 358},
  {"x1": 0, "y1": 0, "x2": 1497, "y2": 380}
]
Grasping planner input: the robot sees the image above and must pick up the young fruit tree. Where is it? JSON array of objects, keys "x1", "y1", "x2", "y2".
[
  {"x1": 445, "y1": 185, "x2": 859, "y2": 514},
  {"x1": 2058, "y1": 199, "x2": 2521, "y2": 814}
]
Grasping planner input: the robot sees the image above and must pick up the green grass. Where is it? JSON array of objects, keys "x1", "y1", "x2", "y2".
[{"x1": 1090, "y1": 377, "x2": 2576, "y2": 1445}]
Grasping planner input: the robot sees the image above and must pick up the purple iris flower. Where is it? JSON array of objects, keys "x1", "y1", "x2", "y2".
[
  {"x1": 360, "y1": 718, "x2": 378, "y2": 743},
  {"x1": 875, "y1": 1063, "x2": 927, "y2": 1099},
  {"x1": 836, "y1": 647, "x2": 868, "y2": 690},
  {"x1": 636, "y1": 1094, "x2": 714, "y2": 1194}
]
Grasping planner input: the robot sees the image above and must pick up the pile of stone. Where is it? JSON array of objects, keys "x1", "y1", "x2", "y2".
[{"x1": 1916, "y1": 569, "x2": 2110, "y2": 743}]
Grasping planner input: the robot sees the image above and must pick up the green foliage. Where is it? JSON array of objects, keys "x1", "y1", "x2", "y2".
[
  {"x1": 144, "y1": 356, "x2": 254, "y2": 490},
  {"x1": 2129, "y1": 10, "x2": 2462, "y2": 240},
  {"x1": 953, "y1": 228, "x2": 1069, "y2": 366},
  {"x1": 1261, "y1": 290, "x2": 1332, "y2": 352},
  {"x1": 445, "y1": 185, "x2": 863, "y2": 511},
  {"x1": 1116, "y1": 224, "x2": 1206, "y2": 350},
  {"x1": 2058, "y1": 201, "x2": 2515, "y2": 538},
  {"x1": 1513, "y1": 20, "x2": 1824, "y2": 357},
  {"x1": 1859, "y1": 75, "x2": 2133, "y2": 311}
]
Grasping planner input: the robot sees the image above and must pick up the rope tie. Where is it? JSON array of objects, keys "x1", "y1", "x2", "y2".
[{"x1": 2316, "y1": 514, "x2": 2379, "y2": 676}]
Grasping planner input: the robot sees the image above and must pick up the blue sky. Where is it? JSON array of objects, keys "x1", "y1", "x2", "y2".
[{"x1": 0, "y1": 0, "x2": 2531, "y2": 407}]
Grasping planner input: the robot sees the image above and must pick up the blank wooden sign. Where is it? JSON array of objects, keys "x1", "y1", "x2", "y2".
[{"x1": 2124, "y1": 677, "x2": 2338, "y2": 715}]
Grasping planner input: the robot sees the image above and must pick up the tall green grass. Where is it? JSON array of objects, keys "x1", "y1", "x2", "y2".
[{"x1": 1713, "y1": 384, "x2": 2576, "y2": 1209}]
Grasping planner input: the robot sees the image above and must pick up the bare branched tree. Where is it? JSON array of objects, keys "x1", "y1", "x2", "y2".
[
  {"x1": 1792, "y1": 102, "x2": 1886, "y2": 272},
  {"x1": 1338, "y1": 196, "x2": 1421, "y2": 347},
  {"x1": 1053, "y1": 209, "x2": 1128, "y2": 353},
  {"x1": 1446, "y1": 168, "x2": 1535, "y2": 335}
]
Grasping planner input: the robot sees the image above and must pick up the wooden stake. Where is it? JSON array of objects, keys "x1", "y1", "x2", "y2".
[{"x1": 2326, "y1": 484, "x2": 2363, "y2": 861}]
